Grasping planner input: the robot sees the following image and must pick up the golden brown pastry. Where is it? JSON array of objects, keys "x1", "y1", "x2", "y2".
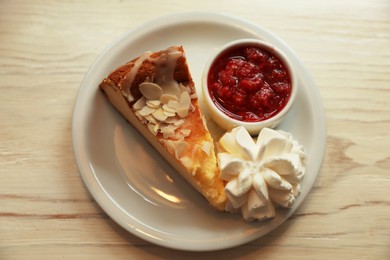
[{"x1": 99, "y1": 46, "x2": 226, "y2": 210}]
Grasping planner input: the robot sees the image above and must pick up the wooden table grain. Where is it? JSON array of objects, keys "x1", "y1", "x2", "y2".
[{"x1": 1, "y1": 0, "x2": 389, "y2": 259}]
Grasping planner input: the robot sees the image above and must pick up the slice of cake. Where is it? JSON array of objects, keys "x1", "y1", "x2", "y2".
[{"x1": 99, "y1": 46, "x2": 226, "y2": 210}]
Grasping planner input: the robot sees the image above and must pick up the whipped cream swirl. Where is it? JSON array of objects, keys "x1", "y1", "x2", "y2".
[{"x1": 217, "y1": 126, "x2": 306, "y2": 221}]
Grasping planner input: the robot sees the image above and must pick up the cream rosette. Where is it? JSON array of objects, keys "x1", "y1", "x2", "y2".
[{"x1": 217, "y1": 126, "x2": 306, "y2": 221}]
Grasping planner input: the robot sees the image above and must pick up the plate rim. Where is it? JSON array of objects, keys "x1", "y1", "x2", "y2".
[{"x1": 72, "y1": 11, "x2": 326, "y2": 251}]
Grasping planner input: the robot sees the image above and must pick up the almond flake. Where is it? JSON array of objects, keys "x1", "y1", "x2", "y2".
[
  {"x1": 139, "y1": 82, "x2": 163, "y2": 100},
  {"x1": 160, "y1": 123, "x2": 178, "y2": 132},
  {"x1": 144, "y1": 114, "x2": 157, "y2": 125},
  {"x1": 179, "y1": 91, "x2": 191, "y2": 109},
  {"x1": 153, "y1": 123, "x2": 160, "y2": 134},
  {"x1": 176, "y1": 107, "x2": 188, "y2": 118},
  {"x1": 160, "y1": 124, "x2": 178, "y2": 138},
  {"x1": 180, "y1": 129, "x2": 191, "y2": 137},
  {"x1": 164, "y1": 117, "x2": 179, "y2": 124},
  {"x1": 175, "y1": 141, "x2": 188, "y2": 159},
  {"x1": 162, "y1": 104, "x2": 176, "y2": 113},
  {"x1": 160, "y1": 94, "x2": 178, "y2": 104},
  {"x1": 152, "y1": 108, "x2": 168, "y2": 121},
  {"x1": 138, "y1": 105, "x2": 155, "y2": 116},
  {"x1": 163, "y1": 110, "x2": 176, "y2": 117},
  {"x1": 133, "y1": 97, "x2": 146, "y2": 110},
  {"x1": 173, "y1": 132, "x2": 184, "y2": 140},
  {"x1": 175, "y1": 135, "x2": 185, "y2": 142},
  {"x1": 147, "y1": 123, "x2": 158, "y2": 136},
  {"x1": 174, "y1": 119, "x2": 185, "y2": 126},
  {"x1": 135, "y1": 111, "x2": 143, "y2": 121},
  {"x1": 161, "y1": 82, "x2": 181, "y2": 97},
  {"x1": 146, "y1": 100, "x2": 161, "y2": 109},
  {"x1": 179, "y1": 83, "x2": 192, "y2": 96},
  {"x1": 168, "y1": 100, "x2": 180, "y2": 109}
]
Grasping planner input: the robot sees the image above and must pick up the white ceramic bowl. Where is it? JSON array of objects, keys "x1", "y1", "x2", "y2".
[{"x1": 202, "y1": 39, "x2": 298, "y2": 135}]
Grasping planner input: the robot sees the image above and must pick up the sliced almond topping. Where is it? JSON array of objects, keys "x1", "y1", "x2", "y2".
[
  {"x1": 179, "y1": 83, "x2": 193, "y2": 97},
  {"x1": 176, "y1": 136, "x2": 185, "y2": 143},
  {"x1": 173, "y1": 132, "x2": 184, "y2": 140},
  {"x1": 133, "y1": 97, "x2": 146, "y2": 110},
  {"x1": 152, "y1": 108, "x2": 168, "y2": 121},
  {"x1": 201, "y1": 141, "x2": 212, "y2": 156},
  {"x1": 164, "y1": 117, "x2": 179, "y2": 124},
  {"x1": 161, "y1": 82, "x2": 181, "y2": 97},
  {"x1": 168, "y1": 100, "x2": 180, "y2": 109},
  {"x1": 139, "y1": 82, "x2": 163, "y2": 100},
  {"x1": 179, "y1": 91, "x2": 191, "y2": 109},
  {"x1": 162, "y1": 132, "x2": 174, "y2": 139},
  {"x1": 162, "y1": 104, "x2": 176, "y2": 113},
  {"x1": 176, "y1": 107, "x2": 189, "y2": 118},
  {"x1": 160, "y1": 94, "x2": 178, "y2": 104},
  {"x1": 147, "y1": 123, "x2": 158, "y2": 136},
  {"x1": 180, "y1": 129, "x2": 191, "y2": 137},
  {"x1": 175, "y1": 141, "x2": 188, "y2": 159},
  {"x1": 163, "y1": 110, "x2": 176, "y2": 117},
  {"x1": 135, "y1": 111, "x2": 143, "y2": 121},
  {"x1": 138, "y1": 105, "x2": 155, "y2": 116},
  {"x1": 144, "y1": 114, "x2": 158, "y2": 125},
  {"x1": 146, "y1": 100, "x2": 161, "y2": 109},
  {"x1": 153, "y1": 123, "x2": 160, "y2": 134},
  {"x1": 136, "y1": 78, "x2": 194, "y2": 140},
  {"x1": 179, "y1": 83, "x2": 187, "y2": 92},
  {"x1": 160, "y1": 124, "x2": 178, "y2": 138},
  {"x1": 160, "y1": 123, "x2": 178, "y2": 132},
  {"x1": 174, "y1": 119, "x2": 185, "y2": 126}
]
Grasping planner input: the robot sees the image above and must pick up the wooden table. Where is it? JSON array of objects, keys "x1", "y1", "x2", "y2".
[{"x1": 1, "y1": 0, "x2": 389, "y2": 259}]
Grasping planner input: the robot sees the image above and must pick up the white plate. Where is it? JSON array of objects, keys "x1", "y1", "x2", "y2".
[{"x1": 72, "y1": 12, "x2": 326, "y2": 251}]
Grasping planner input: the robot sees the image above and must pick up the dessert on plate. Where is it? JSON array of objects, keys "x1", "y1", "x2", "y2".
[
  {"x1": 99, "y1": 46, "x2": 226, "y2": 210},
  {"x1": 99, "y1": 45, "x2": 306, "y2": 221}
]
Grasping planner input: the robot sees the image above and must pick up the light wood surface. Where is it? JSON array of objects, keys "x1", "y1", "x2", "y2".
[{"x1": 1, "y1": 0, "x2": 389, "y2": 259}]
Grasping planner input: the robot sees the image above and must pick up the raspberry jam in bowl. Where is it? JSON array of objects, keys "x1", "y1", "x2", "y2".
[{"x1": 202, "y1": 39, "x2": 297, "y2": 135}]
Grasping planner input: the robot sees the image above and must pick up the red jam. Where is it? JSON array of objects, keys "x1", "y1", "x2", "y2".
[{"x1": 207, "y1": 45, "x2": 292, "y2": 122}]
